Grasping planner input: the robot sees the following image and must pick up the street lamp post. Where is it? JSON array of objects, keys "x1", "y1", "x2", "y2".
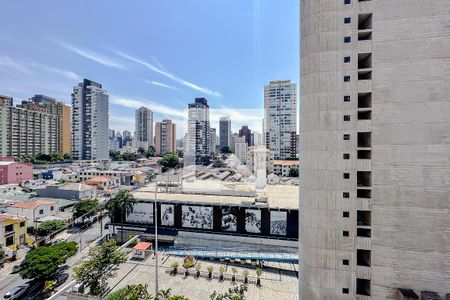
[{"x1": 154, "y1": 179, "x2": 159, "y2": 296}]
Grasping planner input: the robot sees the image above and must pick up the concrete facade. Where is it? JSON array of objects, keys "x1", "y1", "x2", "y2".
[
  {"x1": 135, "y1": 106, "x2": 154, "y2": 146},
  {"x1": 155, "y1": 119, "x2": 176, "y2": 155},
  {"x1": 300, "y1": 0, "x2": 450, "y2": 299}
]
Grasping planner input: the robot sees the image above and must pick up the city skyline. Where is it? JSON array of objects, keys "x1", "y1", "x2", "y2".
[{"x1": 0, "y1": 0, "x2": 299, "y2": 138}]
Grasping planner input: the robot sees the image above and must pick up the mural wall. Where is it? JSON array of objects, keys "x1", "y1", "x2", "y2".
[
  {"x1": 160, "y1": 204, "x2": 175, "y2": 226},
  {"x1": 181, "y1": 205, "x2": 213, "y2": 229},
  {"x1": 123, "y1": 201, "x2": 298, "y2": 240},
  {"x1": 126, "y1": 202, "x2": 154, "y2": 225}
]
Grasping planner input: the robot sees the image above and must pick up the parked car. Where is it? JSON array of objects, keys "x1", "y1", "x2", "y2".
[
  {"x1": 54, "y1": 273, "x2": 69, "y2": 287},
  {"x1": 10, "y1": 265, "x2": 21, "y2": 274},
  {"x1": 3, "y1": 283, "x2": 29, "y2": 299}
]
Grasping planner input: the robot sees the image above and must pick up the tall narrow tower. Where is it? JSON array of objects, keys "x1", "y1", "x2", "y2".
[
  {"x1": 300, "y1": 1, "x2": 450, "y2": 299},
  {"x1": 71, "y1": 79, "x2": 109, "y2": 161},
  {"x1": 135, "y1": 106, "x2": 154, "y2": 147}
]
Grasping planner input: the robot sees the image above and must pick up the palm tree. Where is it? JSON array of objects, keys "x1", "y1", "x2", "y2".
[
  {"x1": 242, "y1": 270, "x2": 249, "y2": 284},
  {"x1": 105, "y1": 189, "x2": 137, "y2": 243},
  {"x1": 255, "y1": 268, "x2": 263, "y2": 286},
  {"x1": 124, "y1": 284, "x2": 153, "y2": 300},
  {"x1": 231, "y1": 267, "x2": 237, "y2": 282}
]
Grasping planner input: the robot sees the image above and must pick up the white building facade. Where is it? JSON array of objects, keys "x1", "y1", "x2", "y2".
[
  {"x1": 186, "y1": 98, "x2": 210, "y2": 165},
  {"x1": 71, "y1": 79, "x2": 109, "y2": 161},
  {"x1": 135, "y1": 107, "x2": 153, "y2": 147},
  {"x1": 264, "y1": 80, "x2": 297, "y2": 160}
]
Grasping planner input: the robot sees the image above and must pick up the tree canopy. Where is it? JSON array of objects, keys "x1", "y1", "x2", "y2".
[
  {"x1": 36, "y1": 220, "x2": 66, "y2": 237},
  {"x1": 20, "y1": 241, "x2": 77, "y2": 281},
  {"x1": 157, "y1": 153, "x2": 179, "y2": 170},
  {"x1": 146, "y1": 146, "x2": 156, "y2": 158},
  {"x1": 105, "y1": 189, "x2": 136, "y2": 223},
  {"x1": 72, "y1": 199, "x2": 100, "y2": 221},
  {"x1": 289, "y1": 167, "x2": 299, "y2": 177},
  {"x1": 74, "y1": 240, "x2": 127, "y2": 296},
  {"x1": 109, "y1": 150, "x2": 139, "y2": 161},
  {"x1": 220, "y1": 146, "x2": 232, "y2": 154}
]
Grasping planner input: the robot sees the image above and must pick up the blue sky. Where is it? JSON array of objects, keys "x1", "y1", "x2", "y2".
[{"x1": 0, "y1": 0, "x2": 299, "y2": 137}]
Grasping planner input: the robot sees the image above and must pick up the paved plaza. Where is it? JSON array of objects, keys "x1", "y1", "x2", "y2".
[{"x1": 107, "y1": 252, "x2": 299, "y2": 300}]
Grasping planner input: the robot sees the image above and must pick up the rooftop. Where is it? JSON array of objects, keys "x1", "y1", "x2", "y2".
[
  {"x1": 9, "y1": 199, "x2": 56, "y2": 209},
  {"x1": 0, "y1": 214, "x2": 27, "y2": 222},
  {"x1": 133, "y1": 242, "x2": 152, "y2": 251},
  {"x1": 133, "y1": 181, "x2": 298, "y2": 209},
  {"x1": 85, "y1": 177, "x2": 115, "y2": 184}
]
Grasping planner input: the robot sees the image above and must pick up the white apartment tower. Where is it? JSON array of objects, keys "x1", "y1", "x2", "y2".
[
  {"x1": 300, "y1": 1, "x2": 450, "y2": 299},
  {"x1": 71, "y1": 79, "x2": 109, "y2": 161},
  {"x1": 135, "y1": 106, "x2": 154, "y2": 147},
  {"x1": 264, "y1": 80, "x2": 297, "y2": 159},
  {"x1": 186, "y1": 98, "x2": 210, "y2": 165}
]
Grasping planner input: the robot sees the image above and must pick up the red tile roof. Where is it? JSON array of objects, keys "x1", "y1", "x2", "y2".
[{"x1": 133, "y1": 242, "x2": 152, "y2": 251}]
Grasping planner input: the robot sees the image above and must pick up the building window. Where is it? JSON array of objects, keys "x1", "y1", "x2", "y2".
[
  {"x1": 20, "y1": 222, "x2": 25, "y2": 227},
  {"x1": 344, "y1": 17, "x2": 351, "y2": 24},
  {"x1": 343, "y1": 288, "x2": 349, "y2": 294},
  {"x1": 343, "y1": 153, "x2": 350, "y2": 159},
  {"x1": 344, "y1": 76, "x2": 351, "y2": 82},
  {"x1": 344, "y1": 115, "x2": 351, "y2": 121},
  {"x1": 5, "y1": 236, "x2": 14, "y2": 247},
  {"x1": 344, "y1": 56, "x2": 351, "y2": 63},
  {"x1": 51, "y1": 206, "x2": 54, "y2": 211},
  {"x1": 343, "y1": 259, "x2": 349, "y2": 265},
  {"x1": 344, "y1": 36, "x2": 351, "y2": 43},
  {"x1": 343, "y1": 211, "x2": 350, "y2": 218},
  {"x1": 343, "y1": 192, "x2": 350, "y2": 198},
  {"x1": 343, "y1": 231, "x2": 350, "y2": 237},
  {"x1": 343, "y1": 134, "x2": 350, "y2": 140},
  {"x1": 39, "y1": 209, "x2": 44, "y2": 215},
  {"x1": 343, "y1": 173, "x2": 350, "y2": 179},
  {"x1": 344, "y1": 0, "x2": 351, "y2": 4},
  {"x1": 344, "y1": 95, "x2": 351, "y2": 102}
]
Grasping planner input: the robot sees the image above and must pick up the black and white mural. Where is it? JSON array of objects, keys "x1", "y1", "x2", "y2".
[
  {"x1": 160, "y1": 204, "x2": 175, "y2": 226},
  {"x1": 221, "y1": 208, "x2": 237, "y2": 232},
  {"x1": 126, "y1": 202, "x2": 154, "y2": 224},
  {"x1": 245, "y1": 209, "x2": 261, "y2": 234},
  {"x1": 181, "y1": 205, "x2": 213, "y2": 229},
  {"x1": 270, "y1": 211, "x2": 287, "y2": 235}
]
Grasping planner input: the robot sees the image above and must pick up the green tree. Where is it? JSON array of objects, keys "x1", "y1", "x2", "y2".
[
  {"x1": 210, "y1": 284, "x2": 247, "y2": 300},
  {"x1": 176, "y1": 149, "x2": 183, "y2": 158},
  {"x1": 63, "y1": 153, "x2": 72, "y2": 160},
  {"x1": 36, "y1": 220, "x2": 66, "y2": 237},
  {"x1": 20, "y1": 242, "x2": 77, "y2": 281},
  {"x1": 109, "y1": 150, "x2": 122, "y2": 161},
  {"x1": 145, "y1": 146, "x2": 156, "y2": 158},
  {"x1": 289, "y1": 167, "x2": 299, "y2": 177},
  {"x1": 105, "y1": 190, "x2": 136, "y2": 243},
  {"x1": 105, "y1": 284, "x2": 153, "y2": 300},
  {"x1": 72, "y1": 199, "x2": 100, "y2": 222},
  {"x1": 138, "y1": 147, "x2": 146, "y2": 156},
  {"x1": 157, "y1": 153, "x2": 179, "y2": 171},
  {"x1": 220, "y1": 146, "x2": 232, "y2": 154},
  {"x1": 0, "y1": 246, "x2": 4, "y2": 262},
  {"x1": 74, "y1": 240, "x2": 127, "y2": 296}
]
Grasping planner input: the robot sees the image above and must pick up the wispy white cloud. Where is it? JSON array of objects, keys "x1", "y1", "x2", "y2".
[
  {"x1": 0, "y1": 55, "x2": 81, "y2": 81},
  {"x1": 144, "y1": 80, "x2": 178, "y2": 90},
  {"x1": 0, "y1": 56, "x2": 33, "y2": 74},
  {"x1": 111, "y1": 49, "x2": 221, "y2": 97},
  {"x1": 59, "y1": 42, "x2": 125, "y2": 69},
  {"x1": 110, "y1": 95, "x2": 185, "y2": 118}
]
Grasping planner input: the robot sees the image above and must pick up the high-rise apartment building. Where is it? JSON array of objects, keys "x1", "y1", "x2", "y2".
[
  {"x1": 238, "y1": 125, "x2": 252, "y2": 146},
  {"x1": 0, "y1": 96, "x2": 61, "y2": 158},
  {"x1": 300, "y1": 1, "x2": 450, "y2": 299},
  {"x1": 23, "y1": 95, "x2": 71, "y2": 155},
  {"x1": 234, "y1": 136, "x2": 247, "y2": 164},
  {"x1": 186, "y1": 98, "x2": 210, "y2": 165},
  {"x1": 71, "y1": 79, "x2": 109, "y2": 161},
  {"x1": 219, "y1": 116, "x2": 231, "y2": 151},
  {"x1": 135, "y1": 107, "x2": 153, "y2": 147},
  {"x1": 264, "y1": 80, "x2": 297, "y2": 159},
  {"x1": 155, "y1": 119, "x2": 176, "y2": 155},
  {"x1": 209, "y1": 127, "x2": 217, "y2": 154}
]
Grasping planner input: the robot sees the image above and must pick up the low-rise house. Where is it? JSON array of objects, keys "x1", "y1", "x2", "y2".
[
  {"x1": 35, "y1": 183, "x2": 97, "y2": 200},
  {"x1": 0, "y1": 157, "x2": 33, "y2": 185},
  {"x1": 8, "y1": 199, "x2": 58, "y2": 225},
  {"x1": 78, "y1": 169, "x2": 132, "y2": 185},
  {"x1": 0, "y1": 214, "x2": 30, "y2": 251},
  {"x1": 132, "y1": 242, "x2": 152, "y2": 260},
  {"x1": 85, "y1": 176, "x2": 120, "y2": 190},
  {"x1": 272, "y1": 160, "x2": 299, "y2": 177}
]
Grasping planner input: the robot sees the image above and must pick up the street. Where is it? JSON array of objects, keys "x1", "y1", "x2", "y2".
[{"x1": 0, "y1": 217, "x2": 108, "y2": 299}]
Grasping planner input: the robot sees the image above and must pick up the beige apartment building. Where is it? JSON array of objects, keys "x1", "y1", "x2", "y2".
[
  {"x1": 0, "y1": 94, "x2": 71, "y2": 158},
  {"x1": 155, "y1": 119, "x2": 176, "y2": 155},
  {"x1": 300, "y1": 0, "x2": 450, "y2": 299}
]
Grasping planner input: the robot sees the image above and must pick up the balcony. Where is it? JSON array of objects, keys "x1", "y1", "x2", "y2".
[
  {"x1": 356, "y1": 266, "x2": 371, "y2": 280},
  {"x1": 358, "y1": 40, "x2": 372, "y2": 53},
  {"x1": 357, "y1": 120, "x2": 372, "y2": 132},
  {"x1": 357, "y1": 159, "x2": 371, "y2": 171},
  {"x1": 357, "y1": 237, "x2": 372, "y2": 250},
  {"x1": 357, "y1": 197, "x2": 371, "y2": 210}
]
